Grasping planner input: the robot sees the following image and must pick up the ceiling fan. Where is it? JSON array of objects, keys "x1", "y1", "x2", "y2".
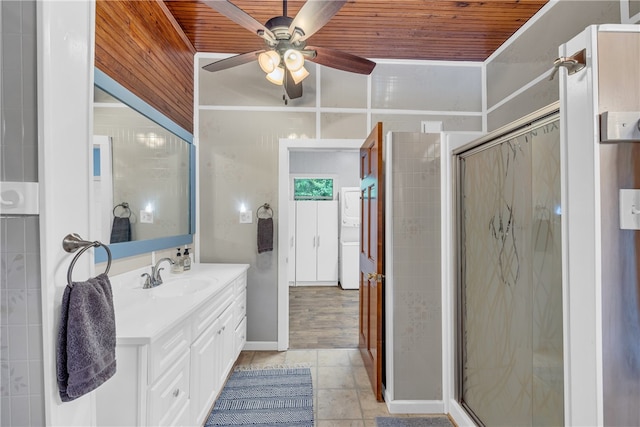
[{"x1": 201, "y1": 0, "x2": 376, "y2": 100}]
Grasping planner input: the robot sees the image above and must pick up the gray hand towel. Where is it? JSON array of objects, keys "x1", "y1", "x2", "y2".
[
  {"x1": 257, "y1": 217, "x2": 274, "y2": 253},
  {"x1": 56, "y1": 273, "x2": 116, "y2": 402},
  {"x1": 110, "y1": 216, "x2": 131, "y2": 243}
]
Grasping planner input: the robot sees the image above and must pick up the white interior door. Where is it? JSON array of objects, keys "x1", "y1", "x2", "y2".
[
  {"x1": 288, "y1": 201, "x2": 296, "y2": 285},
  {"x1": 316, "y1": 200, "x2": 338, "y2": 282},
  {"x1": 295, "y1": 201, "x2": 318, "y2": 282}
]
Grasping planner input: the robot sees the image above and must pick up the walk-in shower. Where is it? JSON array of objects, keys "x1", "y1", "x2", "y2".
[{"x1": 455, "y1": 109, "x2": 563, "y2": 426}]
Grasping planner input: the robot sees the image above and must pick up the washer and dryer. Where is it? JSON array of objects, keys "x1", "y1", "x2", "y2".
[{"x1": 339, "y1": 187, "x2": 360, "y2": 290}]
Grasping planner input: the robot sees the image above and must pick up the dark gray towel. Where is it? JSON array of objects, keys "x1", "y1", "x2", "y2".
[
  {"x1": 257, "y1": 217, "x2": 274, "y2": 253},
  {"x1": 110, "y1": 216, "x2": 131, "y2": 243},
  {"x1": 56, "y1": 273, "x2": 116, "y2": 402}
]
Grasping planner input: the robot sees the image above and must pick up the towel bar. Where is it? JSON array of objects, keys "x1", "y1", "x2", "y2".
[
  {"x1": 63, "y1": 233, "x2": 112, "y2": 286},
  {"x1": 257, "y1": 203, "x2": 274, "y2": 219}
]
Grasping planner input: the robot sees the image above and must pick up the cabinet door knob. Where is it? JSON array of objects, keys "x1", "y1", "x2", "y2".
[{"x1": 173, "y1": 388, "x2": 180, "y2": 397}]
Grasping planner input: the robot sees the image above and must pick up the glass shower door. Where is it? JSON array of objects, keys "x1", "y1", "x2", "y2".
[{"x1": 457, "y1": 114, "x2": 563, "y2": 426}]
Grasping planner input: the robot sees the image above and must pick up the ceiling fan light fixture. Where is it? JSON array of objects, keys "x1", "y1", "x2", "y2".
[
  {"x1": 258, "y1": 50, "x2": 281, "y2": 73},
  {"x1": 284, "y1": 49, "x2": 305, "y2": 72},
  {"x1": 266, "y1": 66, "x2": 285, "y2": 85},
  {"x1": 290, "y1": 66, "x2": 310, "y2": 84}
]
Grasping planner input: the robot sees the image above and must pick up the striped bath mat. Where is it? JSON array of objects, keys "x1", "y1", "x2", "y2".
[{"x1": 205, "y1": 367, "x2": 313, "y2": 426}]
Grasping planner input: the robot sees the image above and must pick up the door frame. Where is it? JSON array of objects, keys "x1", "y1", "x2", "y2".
[{"x1": 277, "y1": 138, "x2": 364, "y2": 350}]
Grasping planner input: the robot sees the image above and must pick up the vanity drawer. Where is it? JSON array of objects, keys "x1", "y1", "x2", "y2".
[
  {"x1": 234, "y1": 316, "x2": 247, "y2": 359},
  {"x1": 149, "y1": 322, "x2": 191, "y2": 383},
  {"x1": 192, "y1": 284, "x2": 234, "y2": 339},
  {"x1": 234, "y1": 288, "x2": 246, "y2": 328},
  {"x1": 148, "y1": 350, "x2": 190, "y2": 427},
  {"x1": 234, "y1": 273, "x2": 247, "y2": 294}
]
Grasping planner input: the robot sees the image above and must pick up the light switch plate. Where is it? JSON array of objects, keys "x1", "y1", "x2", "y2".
[
  {"x1": 140, "y1": 210, "x2": 154, "y2": 223},
  {"x1": 240, "y1": 210, "x2": 253, "y2": 224},
  {"x1": 619, "y1": 189, "x2": 640, "y2": 230}
]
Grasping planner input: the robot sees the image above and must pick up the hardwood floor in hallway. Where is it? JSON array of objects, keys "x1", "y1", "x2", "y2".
[{"x1": 289, "y1": 285, "x2": 359, "y2": 349}]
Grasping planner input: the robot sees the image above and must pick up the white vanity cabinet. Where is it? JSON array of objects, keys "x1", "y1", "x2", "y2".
[{"x1": 96, "y1": 265, "x2": 249, "y2": 427}]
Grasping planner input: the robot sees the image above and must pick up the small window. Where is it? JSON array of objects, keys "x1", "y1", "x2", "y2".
[{"x1": 293, "y1": 178, "x2": 333, "y2": 200}]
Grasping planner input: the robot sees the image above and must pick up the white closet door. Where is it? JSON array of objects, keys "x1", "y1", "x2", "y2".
[
  {"x1": 316, "y1": 200, "x2": 338, "y2": 282},
  {"x1": 288, "y1": 201, "x2": 296, "y2": 285},
  {"x1": 295, "y1": 201, "x2": 317, "y2": 282}
]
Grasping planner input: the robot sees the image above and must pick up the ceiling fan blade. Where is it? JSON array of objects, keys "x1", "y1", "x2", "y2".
[
  {"x1": 306, "y1": 46, "x2": 376, "y2": 75},
  {"x1": 284, "y1": 68, "x2": 303, "y2": 99},
  {"x1": 288, "y1": 0, "x2": 347, "y2": 41},
  {"x1": 202, "y1": 0, "x2": 275, "y2": 41},
  {"x1": 202, "y1": 50, "x2": 264, "y2": 72}
]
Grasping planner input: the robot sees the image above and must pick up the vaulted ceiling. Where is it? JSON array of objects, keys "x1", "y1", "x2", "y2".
[{"x1": 164, "y1": 0, "x2": 549, "y2": 62}]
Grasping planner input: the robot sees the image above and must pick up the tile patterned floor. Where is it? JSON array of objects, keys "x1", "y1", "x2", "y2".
[{"x1": 234, "y1": 349, "x2": 453, "y2": 427}]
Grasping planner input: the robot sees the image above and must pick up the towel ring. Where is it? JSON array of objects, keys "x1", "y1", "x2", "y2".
[
  {"x1": 257, "y1": 203, "x2": 273, "y2": 219},
  {"x1": 63, "y1": 233, "x2": 112, "y2": 286},
  {"x1": 113, "y1": 202, "x2": 132, "y2": 218}
]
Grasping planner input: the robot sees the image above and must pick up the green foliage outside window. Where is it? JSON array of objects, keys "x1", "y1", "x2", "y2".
[{"x1": 294, "y1": 178, "x2": 333, "y2": 200}]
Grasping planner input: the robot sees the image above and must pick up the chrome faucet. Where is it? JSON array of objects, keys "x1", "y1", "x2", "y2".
[{"x1": 141, "y1": 257, "x2": 175, "y2": 289}]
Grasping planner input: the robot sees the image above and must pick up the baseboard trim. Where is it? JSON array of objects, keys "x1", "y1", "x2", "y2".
[
  {"x1": 243, "y1": 341, "x2": 279, "y2": 351},
  {"x1": 385, "y1": 399, "x2": 445, "y2": 415},
  {"x1": 448, "y1": 400, "x2": 477, "y2": 426}
]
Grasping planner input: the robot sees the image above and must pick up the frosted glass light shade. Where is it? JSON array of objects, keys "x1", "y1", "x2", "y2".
[
  {"x1": 284, "y1": 49, "x2": 304, "y2": 72},
  {"x1": 290, "y1": 66, "x2": 309, "y2": 84},
  {"x1": 258, "y1": 51, "x2": 281, "y2": 73},
  {"x1": 266, "y1": 66, "x2": 285, "y2": 85}
]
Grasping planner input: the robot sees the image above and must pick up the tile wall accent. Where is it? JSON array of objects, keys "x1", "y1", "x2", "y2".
[
  {"x1": 389, "y1": 133, "x2": 442, "y2": 400},
  {"x1": 1, "y1": 1, "x2": 44, "y2": 425},
  {"x1": 1, "y1": 217, "x2": 44, "y2": 426}
]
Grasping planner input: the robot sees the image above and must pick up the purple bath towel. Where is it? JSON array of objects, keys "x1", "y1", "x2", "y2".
[
  {"x1": 257, "y1": 217, "x2": 274, "y2": 253},
  {"x1": 56, "y1": 273, "x2": 116, "y2": 402}
]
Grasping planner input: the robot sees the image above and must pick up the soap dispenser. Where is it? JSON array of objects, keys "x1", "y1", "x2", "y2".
[
  {"x1": 183, "y1": 247, "x2": 192, "y2": 271},
  {"x1": 172, "y1": 248, "x2": 184, "y2": 273}
]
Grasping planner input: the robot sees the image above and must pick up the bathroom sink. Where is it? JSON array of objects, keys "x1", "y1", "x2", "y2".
[{"x1": 148, "y1": 277, "x2": 216, "y2": 298}]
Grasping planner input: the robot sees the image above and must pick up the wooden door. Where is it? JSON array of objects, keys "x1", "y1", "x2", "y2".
[{"x1": 359, "y1": 123, "x2": 385, "y2": 401}]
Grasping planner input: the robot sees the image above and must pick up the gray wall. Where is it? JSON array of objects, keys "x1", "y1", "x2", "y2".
[
  {"x1": 197, "y1": 58, "x2": 482, "y2": 343},
  {"x1": 486, "y1": 0, "x2": 621, "y2": 131},
  {"x1": 0, "y1": 1, "x2": 45, "y2": 425},
  {"x1": 197, "y1": 0, "x2": 634, "y2": 345}
]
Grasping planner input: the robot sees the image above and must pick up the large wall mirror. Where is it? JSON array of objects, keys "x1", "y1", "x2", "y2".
[{"x1": 92, "y1": 69, "x2": 195, "y2": 262}]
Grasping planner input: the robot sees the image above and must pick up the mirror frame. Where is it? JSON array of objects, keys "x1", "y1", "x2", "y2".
[{"x1": 93, "y1": 68, "x2": 196, "y2": 263}]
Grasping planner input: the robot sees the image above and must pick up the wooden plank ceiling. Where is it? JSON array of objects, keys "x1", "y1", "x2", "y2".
[{"x1": 164, "y1": 0, "x2": 548, "y2": 62}]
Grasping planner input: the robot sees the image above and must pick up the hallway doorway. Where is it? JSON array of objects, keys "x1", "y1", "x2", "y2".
[{"x1": 277, "y1": 139, "x2": 363, "y2": 350}]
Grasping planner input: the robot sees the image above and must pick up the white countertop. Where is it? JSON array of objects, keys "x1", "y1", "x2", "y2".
[{"x1": 109, "y1": 263, "x2": 249, "y2": 345}]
